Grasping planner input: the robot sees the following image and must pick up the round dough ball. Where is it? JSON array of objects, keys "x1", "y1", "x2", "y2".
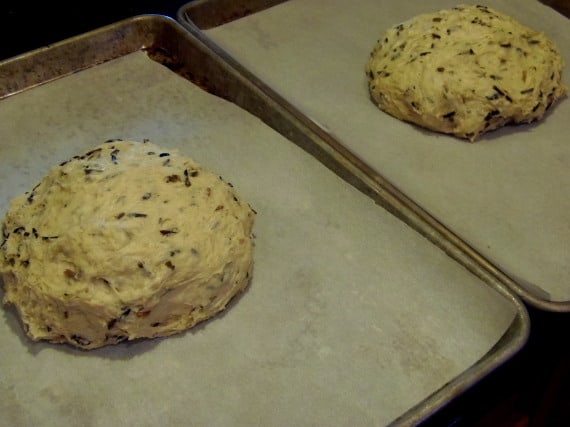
[
  {"x1": 1, "y1": 140, "x2": 256, "y2": 350},
  {"x1": 365, "y1": 4, "x2": 567, "y2": 141}
]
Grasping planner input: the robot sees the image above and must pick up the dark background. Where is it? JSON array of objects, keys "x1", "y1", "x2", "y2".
[
  {"x1": 1, "y1": 1, "x2": 570, "y2": 426},
  {"x1": 0, "y1": 1, "x2": 185, "y2": 61}
]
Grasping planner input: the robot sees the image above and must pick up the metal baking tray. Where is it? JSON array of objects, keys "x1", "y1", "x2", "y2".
[
  {"x1": 0, "y1": 15, "x2": 528, "y2": 427},
  {"x1": 177, "y1": 0, "x2": 570, "y2": 312}
]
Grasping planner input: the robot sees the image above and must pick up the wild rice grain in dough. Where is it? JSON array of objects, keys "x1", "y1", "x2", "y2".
[
  {"x1": 0, "y1": 140, "x2": 256, "y2": 350},
  {"x1": 366, "y1": 4, "x2": 567, "y2": 141}
]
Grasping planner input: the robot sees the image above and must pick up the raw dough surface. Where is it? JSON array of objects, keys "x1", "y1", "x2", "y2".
[
  {"x1": 366, "y1": 4, "x2": 567, "y2": 141},
  {"x1": 0, "y1": 140, "x2": 256, "y2": 349}
]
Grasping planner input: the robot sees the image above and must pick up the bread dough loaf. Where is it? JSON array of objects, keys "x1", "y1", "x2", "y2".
[
  {"x1": 1, "y1": 140, "x2": 256, "y2": 350},
  {"x1": 366, "y1": 4, "x2": 567, "y2": 141}
]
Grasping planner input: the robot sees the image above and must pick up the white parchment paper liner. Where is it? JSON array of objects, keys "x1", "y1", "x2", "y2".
[
  {"x1": 202, "y1": 0, "x2": 570, "y2": 304},
  {"x1": 0, "y1": 51, "x2": 516, "y2": 426}
]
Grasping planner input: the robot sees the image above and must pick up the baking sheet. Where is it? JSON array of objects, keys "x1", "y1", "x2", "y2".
[
  {"x1": 179, "y1": 0, "x2": 570, "y2": 309},
  {"x1": 0, "y1": 16, "x2": 524, "y2": 427}
]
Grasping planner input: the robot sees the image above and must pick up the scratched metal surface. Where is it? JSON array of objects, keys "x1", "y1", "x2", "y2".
[
  {"x1": 0, "y1": 16, "x2": 526, "y2": 427},
  {"x1": 178, "y1": 0, "x2": 570, "y2": 310}
]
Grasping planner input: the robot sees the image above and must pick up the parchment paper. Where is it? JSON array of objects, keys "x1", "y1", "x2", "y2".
[
  {"x1": 204, "y1": 0, "x2": 570, "y2": 303},
  {"x1": 0, "y1": 51, "x2": 516, "y2": 426}
]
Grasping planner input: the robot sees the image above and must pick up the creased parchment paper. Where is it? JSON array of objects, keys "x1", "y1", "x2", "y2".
[
  {"x1": 204, "y1": 0, "x2": 570, "y2": 303},
  {"x1": 0, "y1": 51, "x2": 516, "y2": 426}
]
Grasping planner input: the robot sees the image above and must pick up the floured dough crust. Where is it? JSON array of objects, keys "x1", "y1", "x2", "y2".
[
  {"x1": 1, "y1": 140, "x2": 256, "y2": 349},
  {"x1": 366, "y1": 4, "x2": 567, "y2": 141}
]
